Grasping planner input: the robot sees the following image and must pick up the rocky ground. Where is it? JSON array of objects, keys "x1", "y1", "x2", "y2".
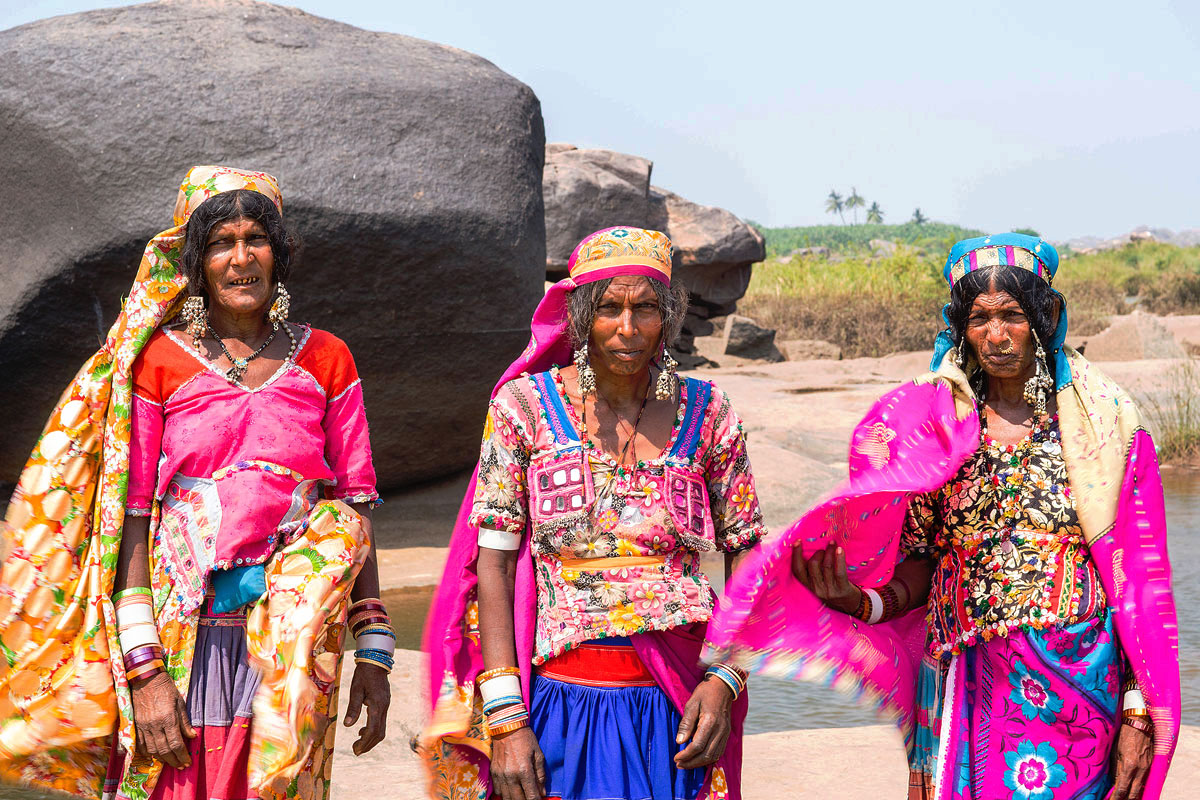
[{"x1": 353, "y1": 347, "x2": 1199, "y2": 799}]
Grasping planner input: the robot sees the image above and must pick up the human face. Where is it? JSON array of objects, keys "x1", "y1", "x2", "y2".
[
  {"x1": 588, "y1": 276, "x2": 664, "y2": 378},
  {"x1": 963, "y1": 288, "x2": 1036, "y2": 380},
  {"x1": 202, "y1": 217, "x2": 275, "y2": 318}
]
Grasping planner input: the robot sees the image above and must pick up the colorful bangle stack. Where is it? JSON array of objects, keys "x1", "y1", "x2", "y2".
[
  {"x1": 350, "y1": 597, "x2": 396, "y2": 674},
  {"x1": 115, "y1": 588, "x2": 166, "y2": 684},
  {"x1": 478, "y1": 666, "x2": 528, "y2": 737},
  {"x1": 852, "y1": 582, "x2": 906, "y2": 625},
  {"x1": 705, "y1": 663, "x2": 748, "y2": 700},
  {"x1": 877, "y1": 583, "x2": 904, "y2": 622}
]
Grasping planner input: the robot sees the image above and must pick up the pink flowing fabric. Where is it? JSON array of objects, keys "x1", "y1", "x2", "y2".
[{"x1": 706, "y1": 376, "x2": 1180, "y2": 798}]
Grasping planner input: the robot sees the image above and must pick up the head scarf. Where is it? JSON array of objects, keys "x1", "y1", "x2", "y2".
[
  {"x1": 929, "y1": 233, "x2": 1071, "y2": 391},
  {"x1": 0, "y1": 166, "x2": 281, "y2": 795},
  {"x1": 421, "y1": 227, "x2": 710, "y2": 797}
]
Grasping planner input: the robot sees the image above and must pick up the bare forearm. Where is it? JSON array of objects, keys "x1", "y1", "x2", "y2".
[
  {"x1": 348, "y1": 504, "x2": 380, "y2": 602},
  {"x1": 892, "y1": 556, "x2": 933, "y2": 610},
  {"x1": 477, "y1": 544, "x2": 519, "y2": 670},
  {"x1": 115, "y1": 516, "x2": 151, "y2": 592}
]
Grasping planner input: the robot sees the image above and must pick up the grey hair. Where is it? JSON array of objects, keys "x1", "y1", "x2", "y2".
[{"x1": 567, "y1": 277, "x2": 689, "y2": 351}]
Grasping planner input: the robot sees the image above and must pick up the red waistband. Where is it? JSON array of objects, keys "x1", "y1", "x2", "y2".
[{"x1": 536, "y1": 640, "x2": 657, "y2": 687}]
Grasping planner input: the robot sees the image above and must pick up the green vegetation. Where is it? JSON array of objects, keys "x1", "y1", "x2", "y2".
[
  {"x1": 1138, "y1": 361, "x2": 1200, "y2": 465},
  {"x1": 740, "y1": 239, "x2": 1200, "y2": 358},
  {"x1": 753, "y1": 221, "x2": 985, "y2": 258}
]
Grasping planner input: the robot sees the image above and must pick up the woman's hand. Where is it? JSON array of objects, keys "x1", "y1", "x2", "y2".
[
  {"x1": 1109, "y1": 721, "x2": 1154, "y2": 799},
  {"x1": 489, "y1": 726, "x2": 546, "y2": 800},
  {"x1": 131, "y1": 672, "x2": 196, "y2": 769},
  {"x1": 344, "y1": 661, "x2": 391, "y2": 755},
  {"x1": 674, "y1": 675, "x2": 734, "y2": 770},
  {"x1": 792, "y1": 541, "x2": 862, "y2": 615}
]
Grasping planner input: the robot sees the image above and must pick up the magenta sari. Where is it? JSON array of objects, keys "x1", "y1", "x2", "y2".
[
  {"x1": 420, "y1": 279, "x2": 744, "y2": 800},
  {"x1": 705, "y1": 351, "x2": 1180, "y2": 799}
]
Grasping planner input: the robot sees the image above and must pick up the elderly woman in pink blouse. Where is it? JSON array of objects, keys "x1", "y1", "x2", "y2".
[{"x1": 423, "y1": 227, "x2": 767, "y2": 800}]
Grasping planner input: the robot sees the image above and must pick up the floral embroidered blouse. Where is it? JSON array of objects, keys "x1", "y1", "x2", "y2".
[
  {"x1": 901, "y1": 414, "x2": 1107, "y2": 656},
  {"x1": 469, "y1": 367, "x2": 766, "y2": 664}
]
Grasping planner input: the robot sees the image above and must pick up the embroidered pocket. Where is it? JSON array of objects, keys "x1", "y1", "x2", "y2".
[
  {"x1": 529, "y1": 450, "x2": 595, "y2": 524},
  {"x1": 665, "y1": 466, "x2": 715, "y2": 551}
]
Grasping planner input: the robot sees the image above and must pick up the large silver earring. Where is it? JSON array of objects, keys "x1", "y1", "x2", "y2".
[
  {"x1": 1023, "y1": 332, "x2": 1053, "y2": 418},
  {"x1": 574, "y1": 343, "x2": 596, "y2": 396},
  {"x1": 953, "y1": 336, "x2": 967, "y2": 370},
  {"x1": 181, "y1": 296, "x2": 207, "y2": 349},
  {"x1": 268, "y1": 283, "x2": 290, "y2": 329},
  {"x1": 656, "y1": 345, "x2": 678, "y2": 401}
]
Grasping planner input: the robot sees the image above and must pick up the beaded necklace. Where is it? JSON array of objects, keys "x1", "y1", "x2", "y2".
[
  {"x1": 205, "y1": 321, "x2": 298, "y2": 384},
  {"x1": 979, "y1": 407, "x2": 1062, "y2": 533}
]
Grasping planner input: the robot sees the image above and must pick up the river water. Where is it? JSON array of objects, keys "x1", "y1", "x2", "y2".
[{"x1": 6, "y1": 477, "x2": 1197, "y2": 799}]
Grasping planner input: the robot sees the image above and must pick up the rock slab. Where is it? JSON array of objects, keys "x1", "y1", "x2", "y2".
[
  {"x1": 0, "y1": 0, "x2": 546, "y2": 492},
  {"x1": 1081, "y1": 311, "x2": 1186, "y2": 361},
  {"x1": 542, "y1": 144, "x2": 766, "y2": 348}
]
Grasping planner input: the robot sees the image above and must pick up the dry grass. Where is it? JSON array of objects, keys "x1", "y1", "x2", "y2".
[
  {"x1": 743, "y1": 242, "x2": 1200, "y2": 358},
  {"x1": 1138, "y1": 360, "x2": 1200, "y2": 465}
]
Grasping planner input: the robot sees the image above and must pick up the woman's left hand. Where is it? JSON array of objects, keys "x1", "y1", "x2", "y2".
[
  {"x1": 344, "y1": 661, "x2": 391, "y2": 755},
  {"x1": 673, "y1": 675, "x2": 734, "y2": 769},
  {"x1": 1109, "y1": 721, "x2": 1154, "y2": 799}
]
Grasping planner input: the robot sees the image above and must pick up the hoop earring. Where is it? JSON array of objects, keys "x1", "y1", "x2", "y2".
[
  {"x1": 574, "y1": 342, "x2": 596, "y2": 396},
  {"x1": 181, "y1": 296, "x2": 208, "y2": 350},
  {"x1": 656, "y1": 344, "x2": 678, "y2": 402},
  {"x1": 1023, "y1": 331, "x2": 1053, "y2": 418},
  {"x1": 268, "y1": 283, "x2": 290, "y2": 329}
]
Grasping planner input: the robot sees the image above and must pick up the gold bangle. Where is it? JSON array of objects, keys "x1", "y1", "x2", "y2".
[
  {"x1": 478, "y1": 666, "x2": 521, "y2": 683},
  {"x1": 488, "y1": 719, "x2": 529, "y2": 737},
  {"x1": 1122, "y1": 707, "x2": 1150, "y2": 718}
]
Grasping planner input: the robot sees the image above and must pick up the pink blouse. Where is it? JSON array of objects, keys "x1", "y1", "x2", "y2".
[{"x1": 127, "y1": 325, "x2": 377, "y2": 615}]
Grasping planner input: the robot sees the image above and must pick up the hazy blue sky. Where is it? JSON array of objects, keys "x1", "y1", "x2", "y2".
[{"x1": 5, "y1": 0, "x2": 1199, "y2": 239}]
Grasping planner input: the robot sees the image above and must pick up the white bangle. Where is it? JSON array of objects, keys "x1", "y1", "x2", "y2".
[
  {"x1": 864, "y1": 588, "x2": 884, "y2": 624},
  {"x1": 1123, "y1": 688, "x2": 1146, "y2": 713},
  {"x1": 478, "y1": 527, "x2": 522, "y2": 551},
  {"x1": 118, "y1": 622, "x2": 161, "y2": 653},
  {"x1": 355, "y1": 633, "x2": 396, "y2": 653},
  {"x1": 115, "y1": 600, "x2": 155, "y2": 629},
  {"x1": 479, "y1": 674, "x2": 521, "y2": 706}
]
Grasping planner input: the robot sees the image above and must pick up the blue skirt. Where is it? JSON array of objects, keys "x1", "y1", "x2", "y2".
[{"x1": 529, "y1": 669, "x2": 705, "y2": 800}]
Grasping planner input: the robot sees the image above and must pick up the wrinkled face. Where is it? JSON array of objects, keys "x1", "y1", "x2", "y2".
[
  {"x1": 202, "y1": 217, "x2": 275, "y2": 317},
  {"x1": 588, "y1": 276, "x2": 663, "y2": 378},
  {"x1": 964, "y1": 288, "x2": 1037, "y2": 380}
]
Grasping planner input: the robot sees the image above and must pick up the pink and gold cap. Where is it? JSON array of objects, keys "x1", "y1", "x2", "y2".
[{"x1": 567, "y1": 226, "x2": 673, "y2": 286}]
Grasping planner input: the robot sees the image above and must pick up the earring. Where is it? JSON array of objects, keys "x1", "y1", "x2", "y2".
[
  {"x1": 953, "y1": 336, "x2": 967, "y2": 370},
  {"x1": 268, "y1": 283, "x2": 290, "y2": 330},
  {"x1": 181, "y1": 296, "x2": 208, "y2": 349},
  {"x1": 1023, "y1": 332, "x2": 1053, "y2": 418},
  {"x1": 656, "y1": 346, "x2": 678, "y2": 401},
  {"x1": 574, "y1": 343, "x2": 596, "y2": 396}
]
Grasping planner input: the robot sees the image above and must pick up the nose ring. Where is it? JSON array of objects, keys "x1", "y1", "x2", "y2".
[{"x1": 999, "y1": 339, "x2": 1014, "y2": 354}]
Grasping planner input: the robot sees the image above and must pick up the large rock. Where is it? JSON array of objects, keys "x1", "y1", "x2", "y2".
[
  {"x1": 1082, "y1": 311, "x2": 1186, "y2": 361},
  {"x1": 0, "y1": 0, "x2": 545, "y2": 493},
  {"x1": 542, "y1": 144, "x2": 766, "y2": 342}
]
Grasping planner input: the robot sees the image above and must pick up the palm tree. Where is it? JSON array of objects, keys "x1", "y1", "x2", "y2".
[
  {"x1": 867, "y1": 201, "x2": 884, "y2": 224},
  {"x1": 845, "y1": 187, "x2": 865, "y2": 224},
  {"x1": 911, "y1": 207, "x2": 927, "y2": 225},
  {"x1": 825, "y1": 189, "x2": 845, "y2": 225}
]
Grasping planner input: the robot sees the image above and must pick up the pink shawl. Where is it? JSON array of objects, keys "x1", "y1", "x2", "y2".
[{"x1": 705, "y1": 351, "x2": 1180, "y2": 798}]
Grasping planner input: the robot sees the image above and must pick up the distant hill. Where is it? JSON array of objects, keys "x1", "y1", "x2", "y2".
[{"x1": 752, "y1": 222, "x2": 986, "y2": 257}]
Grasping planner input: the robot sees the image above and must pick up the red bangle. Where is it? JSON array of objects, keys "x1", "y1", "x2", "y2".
[{"x1": 1122, "y1": 716, "x2": 1154, "y2": 734}]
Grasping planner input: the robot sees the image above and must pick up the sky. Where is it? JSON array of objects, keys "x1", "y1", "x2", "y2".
[{"x1": 5, "y1": 0, "x2": 1200, "y2": 240}]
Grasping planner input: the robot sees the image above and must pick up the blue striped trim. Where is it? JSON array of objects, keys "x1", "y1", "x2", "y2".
[
  {"x1": 531, "y1": 371, "x2": 578, "y2": 445},
  {"x1": 668, "y1": 378, "x2": 712, "y2": 462}
]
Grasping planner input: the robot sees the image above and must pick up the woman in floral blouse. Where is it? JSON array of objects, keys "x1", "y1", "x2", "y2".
[
  {"x1": 423, "y1": 227, "x2": 767, "y2": 800},
  {"x1": 708, "y1": 234, "x2": 1179, "y2": 800}
]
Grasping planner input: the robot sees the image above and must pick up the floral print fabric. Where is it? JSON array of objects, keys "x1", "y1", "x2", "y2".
[
  {"x1": 470, "y1": 368, "x2": 765, "y2": 663},
  {"x1": 901, "y1": 415, "x2": 1106, "y2": 656},
  {"x1": 913, "y1": 610, "x2": 1121, "y2": 800}
]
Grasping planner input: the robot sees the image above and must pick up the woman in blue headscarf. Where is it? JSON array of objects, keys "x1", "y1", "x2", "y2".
[{"x1": 707, "y1": 234, "x2": 1180, "y2": 800}]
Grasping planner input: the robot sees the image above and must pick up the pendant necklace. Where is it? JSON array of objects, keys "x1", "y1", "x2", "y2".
[{"x1": 207, "y1": 323, "x2": 277, "y2": 383}]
